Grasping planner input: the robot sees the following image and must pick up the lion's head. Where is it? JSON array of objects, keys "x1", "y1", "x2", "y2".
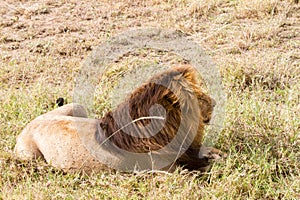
[{"x1": 97, "y1": 65, "x2": 216, "y2": 170}]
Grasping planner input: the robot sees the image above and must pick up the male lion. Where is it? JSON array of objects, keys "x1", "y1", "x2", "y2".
[{"x1": 14, "y1": 65, "x2": 225, "y2": 173}]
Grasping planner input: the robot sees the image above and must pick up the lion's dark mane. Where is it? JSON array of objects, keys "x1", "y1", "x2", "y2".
[{"x1": 98, "y1": 66, "x2": 213, "y2": 170}]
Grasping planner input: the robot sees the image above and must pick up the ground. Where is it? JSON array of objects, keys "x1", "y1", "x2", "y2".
[{"x1": 0, "y1": 0, "x2": 299, "y2": 199}]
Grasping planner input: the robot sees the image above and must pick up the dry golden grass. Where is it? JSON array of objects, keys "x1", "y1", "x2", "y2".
[{"x1": 0, "y1": 0, "x2": 299, "y2": 199}]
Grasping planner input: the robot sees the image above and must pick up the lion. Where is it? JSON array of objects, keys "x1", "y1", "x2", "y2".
[{"x1": 14, "y1": 65, "x2": 225, "y2": 173}]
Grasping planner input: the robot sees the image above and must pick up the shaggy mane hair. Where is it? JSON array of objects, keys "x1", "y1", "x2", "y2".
[{"x1": 98, "y1": 66, "x2": 215, "y2": 170}]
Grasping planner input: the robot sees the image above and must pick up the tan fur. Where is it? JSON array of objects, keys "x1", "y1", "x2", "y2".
[{"x1": 14, "y1": 66, "x2": 225, "y2": 173}]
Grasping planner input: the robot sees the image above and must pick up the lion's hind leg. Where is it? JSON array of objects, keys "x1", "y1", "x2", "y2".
[
  {"x1": 14, "y1": 129, "x2": 44, "y2": 161},
  {"x1": 14, "y1": 103, "x2": 87, "y2": 161}
]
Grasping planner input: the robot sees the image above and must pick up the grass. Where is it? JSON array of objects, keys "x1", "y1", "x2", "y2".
[{"x1": 0, "y1": 0, "x2": 299, "y2": 199}]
